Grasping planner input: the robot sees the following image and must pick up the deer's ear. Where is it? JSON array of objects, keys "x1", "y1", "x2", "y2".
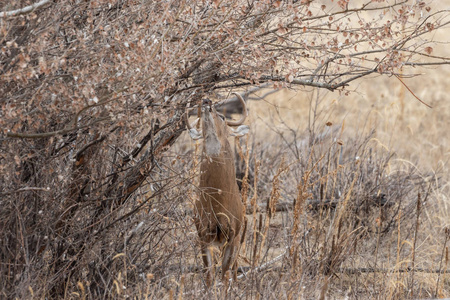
[
  {"x1": 188, "y1": 128, "x2": 203, "y2": 140},
  {"x1": 186, "y1": 117, "x2": 203, "y2": 140},
  {"x1": 229, "y1": 125, "x2": 249, "y2": 137}
]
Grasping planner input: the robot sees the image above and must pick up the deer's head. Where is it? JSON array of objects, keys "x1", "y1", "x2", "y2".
[{"x1": 185, "y1": 93, "x2": 249, "y2": 154}]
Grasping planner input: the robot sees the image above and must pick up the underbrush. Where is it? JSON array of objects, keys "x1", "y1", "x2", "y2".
[
  {"x1": 114, "y1": 120, "x2": 449, "y2": 299},
  {"x1": 2, "y1": 101, "x2": 448, "y2": 300}
]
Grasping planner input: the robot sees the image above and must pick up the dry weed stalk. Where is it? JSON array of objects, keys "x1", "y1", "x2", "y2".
[
  {"x1": 409, "y1": 192, "x2": 422, "y2": 298},
  {"x1": 435, "y1": 227, "x2": 450, "y2": 298},
  {"x1": 250, "y1": 161, "x2": 261, "y2": 269},
  {"x1": 257, "y1": 159, "x2": 287, "y2": 262}
]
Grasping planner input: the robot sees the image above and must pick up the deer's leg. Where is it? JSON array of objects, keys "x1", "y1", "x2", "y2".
[
  {"x1": 234, "y1": 233, "x2": 242, "y2": 281},
  {"x1": 201, "y1": 243, "x2": 215, "y2": 287},
  {"x1": 221, "y1": 234, "x2": 239, "y2": 283},
  {"x1": 231, "y1": 233, "x2": 241, "y2": 281}
]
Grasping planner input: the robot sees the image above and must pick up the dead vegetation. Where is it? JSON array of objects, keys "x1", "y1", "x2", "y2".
[{"x1": 93, "y1": 94, "x2": 449, "y2": 299}]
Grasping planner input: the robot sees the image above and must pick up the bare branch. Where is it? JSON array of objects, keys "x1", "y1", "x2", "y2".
[
  {"x1": 395, "y1": 75, "x2": 432, "y2": 108},
  {"x1": 0, "y1": 187, "x2": 51, "y2": 196},
  {"x1": 0, "y1": 0, "x2": 52, "y2": 18},
  {"x1": 5, "y1": 117, "x2": 110, "y2": 139}
]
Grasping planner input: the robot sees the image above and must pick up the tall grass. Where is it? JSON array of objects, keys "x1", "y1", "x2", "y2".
[{"x1": 113, "y1": 84, "x2": 449, "y2": 299}]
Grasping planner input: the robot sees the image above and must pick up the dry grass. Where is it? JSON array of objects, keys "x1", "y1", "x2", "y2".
[
  {"x1": 123, "y1": 64, "x2": 450, "y2": 298},
  {"x1": 240, "y1": 54, "x2": 450, "y2": 299},
  {"x1": 139, "y1": 37, "x2": 450, "y2": 298}
]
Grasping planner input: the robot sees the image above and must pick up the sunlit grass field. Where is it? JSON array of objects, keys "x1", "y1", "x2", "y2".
[{"x1": 244, "y1": 42, "x2": 450, "y2": 298}]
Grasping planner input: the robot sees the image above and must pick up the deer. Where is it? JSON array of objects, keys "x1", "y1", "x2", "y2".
[{"x1": 186, "y1": 92, "x2": 249, "y2": 287}]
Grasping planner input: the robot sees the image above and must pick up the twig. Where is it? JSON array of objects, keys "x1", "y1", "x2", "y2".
[
  {"x1": 340, "y1": 267, "x2": 450, "y2": 274},
  {"x1": 6, "y1": 117, "x2": 110, "y2": 139},
  {"x1": 0, "y1": 187, "x2": 51, "y2": 196},
  {"x1": 0, "y1": 0, "x2": 51, "y2": 18},
  {"x1": 395, "y1": 74, "x2": 432, "y2": 108},
  {"x1": 237, "y1": 247, "x2": 288, "y2": 280},
  {"x1": 245, "y1": 195, "x2": 388, "y2": 214}
]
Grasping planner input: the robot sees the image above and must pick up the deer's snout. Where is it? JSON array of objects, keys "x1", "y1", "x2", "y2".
[{"x1": 202, "y1": 98, "x2": 213, "y2": 111}]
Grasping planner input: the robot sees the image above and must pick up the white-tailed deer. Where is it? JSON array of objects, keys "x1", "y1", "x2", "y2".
[{"x1": 186, "y1": 93, "x2": 248, "y2": 287}]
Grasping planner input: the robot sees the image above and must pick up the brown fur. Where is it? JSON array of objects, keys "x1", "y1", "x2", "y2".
[{"x1": 191, "y1": 96, "x2": 246, "y2": 287}]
